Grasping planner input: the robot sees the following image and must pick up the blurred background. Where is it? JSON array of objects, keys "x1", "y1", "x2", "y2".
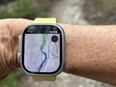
[{"x1": 0, "y1": 0, "x2": 116, "y2": 87}]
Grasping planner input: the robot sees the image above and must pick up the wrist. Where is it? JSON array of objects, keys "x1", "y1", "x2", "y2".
[
  {"x1": 0, "y1": 21, "x2": 15, "y2": 79},
  {"x1": 0, "y1": 19, "x2": 32, "y2": 79},
  {"x1": 59, "y1": 24, "x2": 75, "y2": 73},
  {"x1": 10, "y1": 19, "x2": 32, "y2": 68}
]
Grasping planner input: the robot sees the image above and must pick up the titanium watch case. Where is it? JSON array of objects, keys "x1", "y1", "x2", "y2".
[{"x1": 18, "y1": 24, "x2": 65, "y2": 76}]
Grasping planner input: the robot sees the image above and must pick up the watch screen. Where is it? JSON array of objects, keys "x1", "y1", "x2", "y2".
[{"x1": 22, "y1": 25, "x2": 63, "y2": 74}]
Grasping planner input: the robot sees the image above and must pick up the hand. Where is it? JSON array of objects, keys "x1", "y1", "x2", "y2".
[{"x1": 0, "y1": 19, "x2": 32, "y2": 79}]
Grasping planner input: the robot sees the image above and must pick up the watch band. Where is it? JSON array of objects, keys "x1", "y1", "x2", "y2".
[
  {"x1": 33, "y1": 18, "x2": 57, "y2": 23},
  {"x1": 32, "y1": 76, "x2": 56, "y2": 81},
  {"x1": 32, "y1": 18, "x2": 57, "y2": 81}
]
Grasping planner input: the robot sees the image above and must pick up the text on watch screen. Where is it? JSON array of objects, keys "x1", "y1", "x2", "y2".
[{"x1": 24, "y1": 34, "x2": 60, "y2": 73}]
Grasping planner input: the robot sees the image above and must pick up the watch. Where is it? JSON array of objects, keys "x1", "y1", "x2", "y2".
[{"x1": 18, "y1": 18, "x2": 65, "y2": 81}]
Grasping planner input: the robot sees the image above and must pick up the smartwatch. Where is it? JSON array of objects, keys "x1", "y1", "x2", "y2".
[{"x1": 18, "y1": 18, "x2": 65, "y2": 81}]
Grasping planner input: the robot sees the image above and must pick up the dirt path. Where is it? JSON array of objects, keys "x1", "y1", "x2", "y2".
[{"x1": 20, "y1": 0, "x2": 115, "y2": 87}]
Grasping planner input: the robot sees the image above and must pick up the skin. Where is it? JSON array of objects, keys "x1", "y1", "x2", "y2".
[{"x1": 0, "y1": 19, "x2": 116, "y2": 85}]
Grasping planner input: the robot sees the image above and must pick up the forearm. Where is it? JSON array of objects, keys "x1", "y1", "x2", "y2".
[
  {"x1": 1, "y1": 19, "x2": 116, "y2": 85},
  {"x1": 62, "y1": 24, "x2": 116, "y2": 85}
]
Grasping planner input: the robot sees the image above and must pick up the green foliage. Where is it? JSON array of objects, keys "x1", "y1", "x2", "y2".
[
  {"x1": 0, "y1": 68, "x2": 24, "y2": 87},
  {"x1": 12, "y1": 0, "x2": 38, "y2": 19},
  {"x1": 0, "y1": 0, "x2": 38, "y2": 19}
]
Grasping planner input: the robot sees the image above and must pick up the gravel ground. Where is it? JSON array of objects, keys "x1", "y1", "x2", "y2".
[{"x1": 20, "y1": 0, "x2": 116, "y2": 87}]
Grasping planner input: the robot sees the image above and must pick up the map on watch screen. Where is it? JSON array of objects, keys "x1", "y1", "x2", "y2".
[{"x1": 24, "y1": 34, "x2": 60, "y2": 72}]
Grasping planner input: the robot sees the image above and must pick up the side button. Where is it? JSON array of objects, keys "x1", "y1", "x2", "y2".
[{"x1": 18, "y1": 52, "x2": 21, "y2": 64}]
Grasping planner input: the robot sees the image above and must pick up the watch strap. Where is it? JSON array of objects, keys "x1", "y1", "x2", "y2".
[
  {"x1": 33, "y1": 18, "x2": 57, "y2": 23},
  {"x1": 32, "y1": 76, "x2": 56, "y2": 81}
]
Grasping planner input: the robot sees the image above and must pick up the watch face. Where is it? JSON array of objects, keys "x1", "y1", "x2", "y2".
[{"x1": 21, "y1": 24, "x2": 64, "y2": 75}]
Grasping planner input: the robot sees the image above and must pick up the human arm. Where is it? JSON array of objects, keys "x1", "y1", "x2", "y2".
[
  {"x1": 0, "y1": 19, "x2": 116, "y2": 85},
  {"x1": 63, "y1": 24, "x2": 116, "y2": 85}
]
